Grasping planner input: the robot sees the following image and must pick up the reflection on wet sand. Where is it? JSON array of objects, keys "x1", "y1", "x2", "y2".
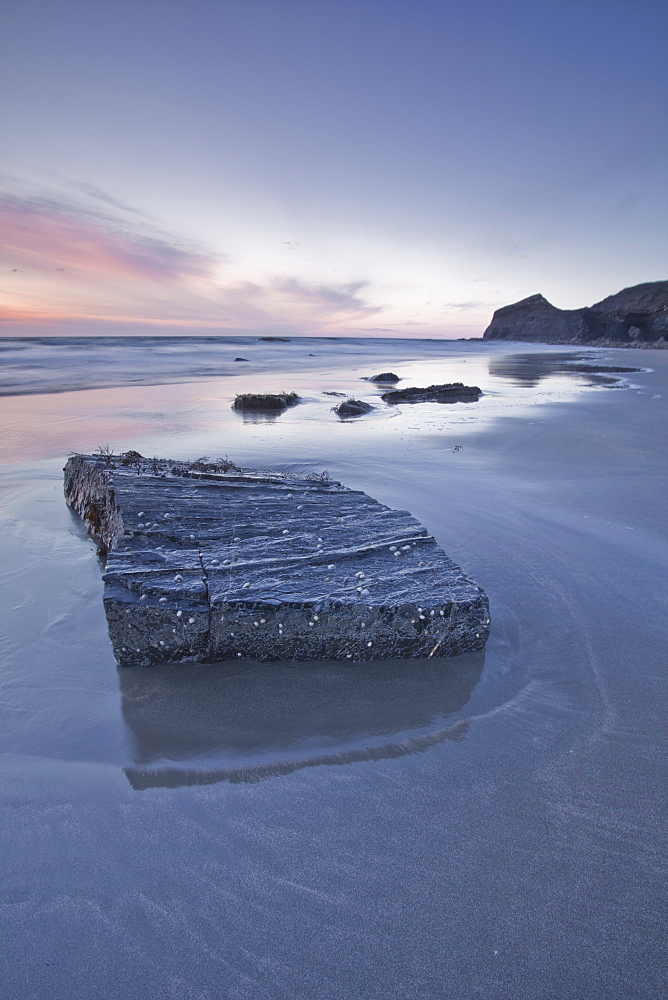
[
  {"x1": 121, "y1": 652, "x2": 484, "y2": 789},
  {"x1": 125, "y1": 721, "x2": 471, "y2": 789},
  {"x1": 233, "y1": 409, "x2": 284, "y2": 423},
  {"x1": 488, "y1": 351, "x2": 642, "y2": 387}
]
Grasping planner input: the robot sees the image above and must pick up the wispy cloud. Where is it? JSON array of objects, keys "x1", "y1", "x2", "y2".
[
  {"x1": 441, "y1": 300, "x2": 485, "y2": 311},
  {"x1": 272, "y1": 278, "x2": 379, "y2": 319},
  {"x1": 0, "y1": 188, "x2": 380, "y2": 333},
  {"x1": 66, "y1": 181, "x2": 147, "y2": 216},
  {"x1": 0, "y1": 192, "x2": 216, "y2": 283}
]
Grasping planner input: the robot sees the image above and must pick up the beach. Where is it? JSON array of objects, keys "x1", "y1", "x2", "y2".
[{"x1": 1, "y1": 336, "x2": 667, "y2": 999}]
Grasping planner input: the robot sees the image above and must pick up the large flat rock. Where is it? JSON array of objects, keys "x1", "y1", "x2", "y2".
[{"x1": 64, "y1": 455, "x2": 490, "y2": 666}]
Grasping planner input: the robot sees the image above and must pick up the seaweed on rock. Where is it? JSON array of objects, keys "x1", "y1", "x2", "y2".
[
  {"x1": 381, "y1": 383, "x2": 482, "y2": 404},
  {"x1": 233, "y1": 391, "x2": 300, "y2": 411}
]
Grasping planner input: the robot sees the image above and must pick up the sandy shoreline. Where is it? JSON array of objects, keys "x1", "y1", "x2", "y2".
[{"x1": 1, "y1": 340, "x2": 666, "y2": 998}]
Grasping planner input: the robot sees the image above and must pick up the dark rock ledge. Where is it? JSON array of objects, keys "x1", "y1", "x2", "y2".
[
  {"x1": 381, "y1": 383, "x2": 482, "y2": 404},
  {"x1": 64, "y1": 455, "x2": 489, "y2": 666}
]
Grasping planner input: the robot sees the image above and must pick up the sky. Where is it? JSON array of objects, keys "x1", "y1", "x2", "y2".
[{"x1": 1, "y1": 0, "x2": 666, "y2": 338}]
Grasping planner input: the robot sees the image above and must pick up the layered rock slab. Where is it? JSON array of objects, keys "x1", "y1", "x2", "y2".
[{"x1": 64, "y1": 455, "x2": 489, "y2": 666}]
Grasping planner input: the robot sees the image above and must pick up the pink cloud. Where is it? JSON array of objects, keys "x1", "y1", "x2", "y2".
[
  {"x1": 272, "y1": 278, "x2": 378, "y2": 320},
  {"x1": 0, "y1": 190, "x2": 381, "y2": 333},
  {"x1": 0, "y1": 193, "x2": 216, "y2": 284}
]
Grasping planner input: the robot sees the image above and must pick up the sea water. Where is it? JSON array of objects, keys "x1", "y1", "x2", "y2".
[{"x1": 1, "y1": 336, "x2": 666, "y2": 1000}]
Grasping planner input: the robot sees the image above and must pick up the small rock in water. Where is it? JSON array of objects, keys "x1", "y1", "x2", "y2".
[
  {"x1": 366, "y1": 372, "x2": 401, "y2": 383},
  {"x1": 333, "y1": 398, "x2": 374, "y2": 418},
  {"x1": 233, "y1": 391, "x2": 300, "y2": 412}
]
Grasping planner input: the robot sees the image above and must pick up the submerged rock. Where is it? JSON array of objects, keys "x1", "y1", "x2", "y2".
[
  {"x1": 233, "y1": 391, "x2": 300, "y2": 411},
  {"x1": 366, "y1": 372, "x2": 401, "y2": 383},
  {"x1": 381, "y1": 383, "x2": 482, "y2": 404},
  {"x1": 483, "y1": 281, "x2": 668, "y2": 346},
  {"x1": 333, "y1": 398, "x2": 375, "y2": 417},
  {"x1": 64, "y1": 455, "x2": 490, "y2": 666}
]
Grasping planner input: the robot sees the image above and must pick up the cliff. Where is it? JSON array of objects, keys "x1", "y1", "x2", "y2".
[{"x1": 483, "y1": 281, "x2": 668, "y2": 346}]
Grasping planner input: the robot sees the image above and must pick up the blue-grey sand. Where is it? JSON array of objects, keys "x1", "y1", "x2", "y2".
[{"x1": 1, "y1": 336, "x2": 667, "y2": 999}]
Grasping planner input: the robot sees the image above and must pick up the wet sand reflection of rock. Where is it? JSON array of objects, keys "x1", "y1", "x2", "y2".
[
  {"x1": 234, "y1": 409, "x2": 284, "y2": 423},
  {"x1": 120, "y1": 652, "x2": 484, "y2": 789},
  {"x1": 488, "y1": 352, "x2": 643, "y2": 388}
]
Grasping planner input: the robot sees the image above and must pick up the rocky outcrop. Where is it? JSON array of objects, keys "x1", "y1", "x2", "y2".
[
  {"x1": 233, "y1": 391, "x2": 300, "y2": 411},
  {"x1": 381, "y1": 383, "x2": 482, "y2": 404},
  {"x1": 64, "y1": 455, "x2": 490, "y2": 667},
  {"x1": 333, "y1": 399, "x2": 375, "y2": 417},
  {"x1": 483, "y1": 294, "x2": 581, "y2": 344},
  {"x1": 366, "y1": 372, "x2": 401, "y2": 383},
  {"x1": 483, "y1": 281, "x2": 668, "y2": 346}
]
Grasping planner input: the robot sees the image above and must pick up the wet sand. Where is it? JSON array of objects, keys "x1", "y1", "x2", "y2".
[{"x1": 1, "y1": 340, "x2": 666, "y2": 998}]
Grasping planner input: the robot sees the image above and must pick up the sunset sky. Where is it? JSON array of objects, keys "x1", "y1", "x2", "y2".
[{"x1": 1, "y1": 0, "x2": 666, "y2": 338}]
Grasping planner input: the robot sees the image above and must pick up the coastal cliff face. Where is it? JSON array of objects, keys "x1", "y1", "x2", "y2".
[{"x1": 483, "y1": 281, "x2": 668, "y2": 346}]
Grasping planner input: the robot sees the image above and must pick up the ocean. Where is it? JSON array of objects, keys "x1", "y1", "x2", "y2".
[{"x1": 1, "y1": 336, "x2": 666, "y2": 999}]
